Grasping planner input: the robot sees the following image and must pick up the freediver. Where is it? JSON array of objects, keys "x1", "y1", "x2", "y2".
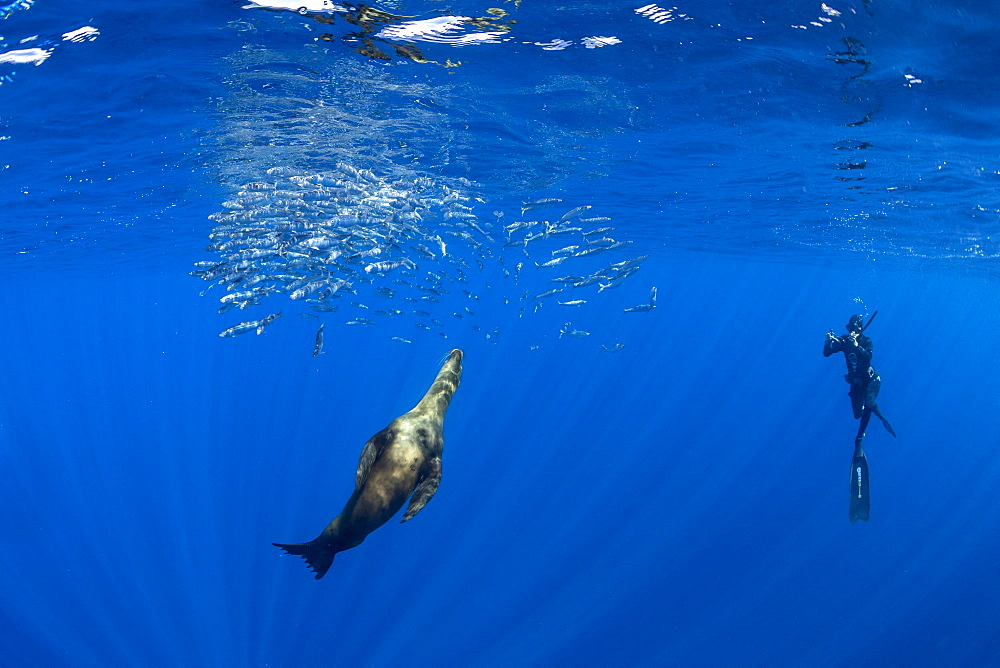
[
  {"x1": 824, "y1": 312, "x2": 896, "y2": 522},
  {"x1": 824, "y1": 313, "x2": 896, "y2": 450}
]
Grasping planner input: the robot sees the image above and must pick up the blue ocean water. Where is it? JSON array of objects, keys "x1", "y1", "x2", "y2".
[{"x1": 3, "y1": 0, "x2": 1000, "y2": 665}]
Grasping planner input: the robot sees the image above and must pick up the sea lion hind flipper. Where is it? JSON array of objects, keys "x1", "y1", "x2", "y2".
[
  {"x1": 401, "y1": 456, "x2": 442, "y2": 523},
  {"x1": 272, "y1": 540, "x2": 337, "y2": 580},
  {"x1": 356, "y1": 428, "x2": 392, "y2": 489}
]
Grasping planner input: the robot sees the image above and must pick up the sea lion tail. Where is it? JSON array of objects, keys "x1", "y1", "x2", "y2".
[{"x1": 272, "y1": 540, "x2": 337, "y2": 579}]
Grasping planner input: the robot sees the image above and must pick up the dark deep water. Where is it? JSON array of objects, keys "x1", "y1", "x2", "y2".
[{"x1": 3, "y1": 1, "x2": 1000, "y2": 665}]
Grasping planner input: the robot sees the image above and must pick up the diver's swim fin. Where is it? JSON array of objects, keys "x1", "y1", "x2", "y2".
[
  {"x1": 872, "y1": 405, "x2": 896, "y2": 438},
  {"x1": 849, "y1": 450, "x2": 870, "y2": 522}
]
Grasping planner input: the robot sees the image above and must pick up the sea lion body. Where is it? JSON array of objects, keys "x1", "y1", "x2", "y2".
[{"x1": 274, "y1": 349, "x2": 463, "y2": 578}]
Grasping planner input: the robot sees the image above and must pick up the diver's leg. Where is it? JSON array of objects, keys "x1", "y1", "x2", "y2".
[
  {"x1": 872, "y1": 404, "x2": 896, "y2": 437},
  {"x1": 867, "y1": 376, "x2": 895, "y2": 437},
  {"x1": 855, "y1": 407, "x2": 872, "y2": 454},
  {"x1": 849, "y1": 382, "x2": 864, "y2": 419}
]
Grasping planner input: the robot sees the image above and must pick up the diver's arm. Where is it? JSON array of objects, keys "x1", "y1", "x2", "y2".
[
  {"x1": 859, "y1": 335, "x2": 873, "y2": 357},
  {"x1": 823, "y1": 333, "x2": 842, "y2": 357}
]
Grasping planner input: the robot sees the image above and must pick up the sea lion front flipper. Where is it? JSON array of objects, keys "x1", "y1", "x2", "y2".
[
  {"x1": 401, "y1": 456, "x2": 441, "y2": 523},
  {"x1": 356, "y1": 428, "x2": 392, "y2": 489}
]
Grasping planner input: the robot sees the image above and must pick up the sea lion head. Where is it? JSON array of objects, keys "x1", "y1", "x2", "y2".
[{"x1": 413, "y1": 349, "x2": 463, "y2": 418}]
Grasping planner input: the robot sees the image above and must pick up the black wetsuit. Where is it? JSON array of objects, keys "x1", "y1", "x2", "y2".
[{"x1": 824, "y1": 332, "x2": 894, "y2": 450}]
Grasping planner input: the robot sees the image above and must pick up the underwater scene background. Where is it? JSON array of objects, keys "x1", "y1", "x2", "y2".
[{"x1": 2, "y1": 0, "x2": 1000, "y2": 664}]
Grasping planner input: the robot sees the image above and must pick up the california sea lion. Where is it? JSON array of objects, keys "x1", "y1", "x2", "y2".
[{"x1": 274, "y1": 349, "x2": 463, "y2": 578}]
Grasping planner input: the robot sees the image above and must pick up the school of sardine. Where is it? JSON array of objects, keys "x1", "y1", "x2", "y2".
[{"x1": 193, "y1": 163, "x2": 652, "y2": 350}]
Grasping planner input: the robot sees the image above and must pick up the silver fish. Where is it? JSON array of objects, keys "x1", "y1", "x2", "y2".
[
  {"x1": 352, "y1": 247, "x2": 383, "y2": 260},
  {"x1": 559, "y1": 205, "x2": 591, "y2": 222},
  {"x1": 559, "y1": 322, "x2": 590, "y2": 338},
  {"x1": 411, "y1": 244, "x2": 437, "y2": 259},
  {"x1": 297, "y1": 237, "x2": 337, "y2": 250},
  {"x1": 521, "y1": 198, "x2": 562, "y2": 214},
  {"x1": 571, "y1": 246, "x2": 609, "y2": 258},
  {"x1": 610, "y1": 266, "x2": 642, "y2": 281},
  {"x1": 290, "y1": 281, "x2": 326, "y2": 301},
  {"x1": 598, "y1": 267, "x2": 642, "y2": 292},
  {"x1": 365, "y1": 259, "x2": 417, "y2": 274},
  {"x1": 313, "y1": 323, "x2": 325, "y2": 357},
  {"x1": 552, "y1": 245, "x2": 580, "y2": 256},
  {"x1": 548, "y1": 226, "x2": 582, "y2": 236},
  {"x1": 220, "y1": 288, "x2": 271, "y2": 304},
  {"x1": 624, "y1": 303, "x2": 654, "y2": 313},
  {"x1": 218, "y1": 321, "x2": 258, "y2": 338},
  {"x1": 310, "y1": 304, "x2": 339, "y2": 313},
  {"x1": 504, "y1": 220, "x2": 538, "y2": 234},
  {"x1": 585, "y1": 237, "x2": 617, "y2": 248},
  {"x1": 610, "y1": 255, "x2": 649, "y2": 270},
  {"x1": 571, "y1": 275, "x2": 606, "y2": 289},
  {"x1": 256, "y1": 312, "x2": 282, "y2": 334},
  {"x1": 434, "y1": 235, "x2": 447, "y2": 256}
]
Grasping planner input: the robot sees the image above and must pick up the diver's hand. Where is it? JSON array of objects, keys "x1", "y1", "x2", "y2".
[{"x1": 826, "y1": 330, "x2": 836, "y2": 341}]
